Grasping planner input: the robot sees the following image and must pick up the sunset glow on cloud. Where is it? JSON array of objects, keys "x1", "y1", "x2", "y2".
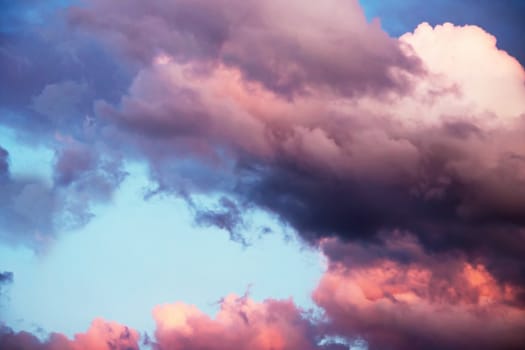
[{"x1": 1, "y1": 1, "x2": 525, "y2": 349}]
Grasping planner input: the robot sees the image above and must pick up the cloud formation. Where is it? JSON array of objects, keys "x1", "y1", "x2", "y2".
[
  {"x1": 1, "y1": 0, "x2": 524, "y2": 348},
  {"x1": 88, "y1": 6, "x2": 525, "y2": 286}
]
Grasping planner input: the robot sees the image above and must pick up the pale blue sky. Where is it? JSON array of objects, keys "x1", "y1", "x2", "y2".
[{"x1": 0, "y1": 126, "x2": 324, "y2": 338}]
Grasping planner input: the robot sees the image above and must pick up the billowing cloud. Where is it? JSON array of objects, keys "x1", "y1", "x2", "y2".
[
  {"x1": 316, "y1": 234, "x2": 525, "y2": 349},
  {"x1": 1, "y1": 0, "x2": 525, "y2": 348},
  {"x1": 88, "y1": 12, "x2": 525, "y2": 284}
]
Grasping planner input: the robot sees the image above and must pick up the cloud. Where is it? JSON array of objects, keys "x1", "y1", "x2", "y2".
[
  {"x1": 0, "y1": 319, "x2": 139, "y2": 350},
  {"x1": 0, "y1": 0, "x2": 133, "y2": 248},
  {"x1": 0, "y1": 271, "x2": 13, "y2": 285},
  {"x1": 151, "y1": 295, "x2": 321, "y2": 350},
  {"x1": 0, "y1": 141, "x2": 125, "y2": 248},
  {"x1": 193, "y1": 196, "x2": 249, "y2": 245},
  {"x1": 0, "y1": 271, "x2": 13, "y2": 297},
  {"x1": 314, "y1": 235, "x2": 525, "y2": 350}
]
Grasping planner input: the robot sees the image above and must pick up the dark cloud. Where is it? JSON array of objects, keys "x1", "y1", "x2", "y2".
[
  {"x1": 193, "y1": 196, "x2": 249, "y2": 245},
  {"x1": 0, "y1": 271, "x2": 13, "y2": 285},
  {"x1": 238, "y1": 129, "x2": 525, "y2": 287},
  {"x1": 0, "y1": 146, "x2": 9, "y2": 178}
]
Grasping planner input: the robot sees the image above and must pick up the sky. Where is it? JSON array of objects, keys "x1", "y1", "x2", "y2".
[{"x1": 0, "y1": 1, "x2": 525, "y2": 350}]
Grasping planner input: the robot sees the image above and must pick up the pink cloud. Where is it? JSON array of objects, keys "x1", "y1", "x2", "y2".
[
  {"x1": 314, "y1": 237, "x2": 525, "y2": 350},
  {"x1": 0, "y1": 318, "x2": 140, "y2": 350},
  {"x1": 152, "y1": 294, "x2": 319, "y2": 350}
]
